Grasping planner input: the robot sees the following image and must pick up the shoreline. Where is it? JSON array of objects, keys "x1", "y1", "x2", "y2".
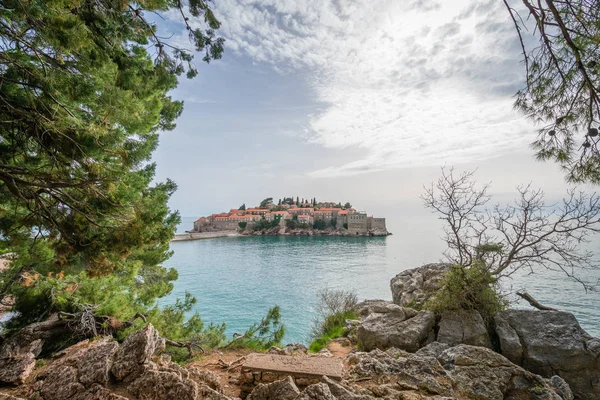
[
  {"x1": 171, "y1": 232, "x2": 242, "y2": 242},
  {"x1": 171, "y1": 229, "x2": 391, "y2": 242}
]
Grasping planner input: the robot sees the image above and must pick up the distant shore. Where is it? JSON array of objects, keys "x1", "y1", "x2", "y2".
[{"x1": 171, "y1": 232, "x2": 242, "y2": 242}]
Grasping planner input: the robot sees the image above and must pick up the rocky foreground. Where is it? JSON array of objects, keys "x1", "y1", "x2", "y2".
[{"x1": 0, "y1": 263, "x2": 598, "y2": 400}]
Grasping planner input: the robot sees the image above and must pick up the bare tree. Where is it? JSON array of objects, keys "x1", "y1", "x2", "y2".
[
  {"x1": 422, "y1": 167, "x2": 600, "y2": 290},
  {"x1": 504, "y1": 0, "x2": 600, "y2": 183}
]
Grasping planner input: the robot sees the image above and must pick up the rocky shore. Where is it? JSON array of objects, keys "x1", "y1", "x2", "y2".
[
  {"x1": 1, "y1": 263, "x2": 597, "y2": 400},
  {"x1": 171, "y1": 232, "x2": 243, "y2": 242}
]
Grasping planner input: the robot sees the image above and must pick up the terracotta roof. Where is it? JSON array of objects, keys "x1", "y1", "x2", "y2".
[{"x1": 338, "y1": 210, "x2": 348, "y2": 215}]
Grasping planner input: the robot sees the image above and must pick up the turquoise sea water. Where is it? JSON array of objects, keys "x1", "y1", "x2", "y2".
[{"x1": 162, "y1": 216, "x2": 600, "y2": 343}]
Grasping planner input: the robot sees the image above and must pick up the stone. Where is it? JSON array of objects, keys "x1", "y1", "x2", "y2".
[
  {"x1": 357, "y1": 309, "x2": 435, "y2": 352},
  {"x1": 267, "y1": 343, "x2": 308, "y2": 356},
  {"x1": 390, "y1": 263, "x2": 451, "y2": 308},
  {"x1": 347, "y1": 349, "x2": 455, "y2": 397},
  {"x1": 241, "y1": 354, "x2": 343, "y2": 381},
  {"x1": 298, "y1": 383, "x2": 337, "y2": 400},
  {"x1": 494, "y1": 309, "x2": 600, "y2": 400},
  {"x1": 550, "y1": 376, "x2": 574, "y2": 400},
  {"x1": 187, "y1": 367, "x2": 223, "y2": 392},
  {"x1": 246, "y1": 376, "x2": 300, "y2": 400},
  {"x1": 346, "y1": 345, "x2": 567, "y2": 399},
  {"x1": 0, "y1": 395, "x2": 26, "y2": 400},
  {"x1": 0, "y1": 352, "x2": 36, "y2": 384},
  {"x1": 127, "y1": 369, "x2": 198, "y2": 400},
  {"x1": 438, "y1": 345, "x2": 563, "y2": 400},
  {"x1": 437, "y1": 310, "x2": 492, "y2": 348},
  {"x1": 0, "y1": 338, "x2": 43, "y2": 384},
  {"x1": 71, "y1": 384, "x2": 129, "y2": 400},
  {"x1": 319, "y1": 376, "x2": 375, "y2": 400},
  {"x1": 415, "y1": 341, "x2": 450, "y2": 358},
  {"x1": 111, "y1": 324, "x2": 162, "y2": 382}
]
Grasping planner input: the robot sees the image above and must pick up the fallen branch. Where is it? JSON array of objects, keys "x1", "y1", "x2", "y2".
[
  {"x1": 516, "y1": 292, "x2": 558, "y2": 311},
  {"x1": 221, "y1": 333, "x2": 245, "y2": 349},
  {"x1": 164, "y1": 338, "x2": 204, "y2": 359},
  {"x1": 218, "y1": 355, "x2": 246, "y2": 371}
]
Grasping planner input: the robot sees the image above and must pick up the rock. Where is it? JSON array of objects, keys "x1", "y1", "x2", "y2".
[
  {"x1": 438, "y1": 344, "x2": 563, "y2": 400},
  {"x1": 0, "y1": 339, "x2": 43, "y2": 384},
  {"x1": 0, "y1": 352, "x2": 36, "y2": 384},
  {"x1": 127, "y1": 370, "x2": 198, "y2": 400},
  {"x1": 0, "y1": 395, "x2": 26, "y2": 400},
  {"x1": 494, "y1": 309, "x2": 600, "y2": 400},
  {"x1": 319, "y1": 376, "x2": 374, "y2": 399},
  {"x1": 355, "y1": 300, "x2": 415, "y2": 319},
  {"x1": 246, "y1": 376, "x2": 300, "y2": 400},
  {"x1": 72, "y1": 384, "x2": 129, "y2": 400},
  {"x1": 298, "y1": 383, "x2": 337, "y2": 400},
  {"x1": 415, "y1": 341, "x2": 450, "y2": 358},
  {"x1": 187, "y1": 367, "x2": 223, "y2": 392},
  {"x1": 550, "y1": 376, "x2": 574, "y2": 400},
  {"x1": 437, "y1": 310, "x2": 492, "y2": 348},
  {"x1": 267, "y1": 343, "x2": 308, "y2": 356},
  {"x1": 316, "y1": 348, "x2": 332, "y2": 357},
  {"x1": 111, "y1": 324, "x2": 162, "y2": 382},
  {"x1": 32, "y1": 337, "x2": 119, "y2": 400},
  {"x1": 348, "y1": 345, "x2": 567, "y2": 400},
  {"x1": 390, "y1": 263, "x2": 451, "y2": 308},
  {"x1": 347, "y1": 348, "x2": 455, "y2": 397},
  {"x1": 357, "y1": 309, "x2": 435, "y2": 352}
]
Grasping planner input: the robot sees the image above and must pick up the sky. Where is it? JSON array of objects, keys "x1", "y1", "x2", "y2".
[{"x1": 151, "y1": 0, "x2": 590, "y2": 221}]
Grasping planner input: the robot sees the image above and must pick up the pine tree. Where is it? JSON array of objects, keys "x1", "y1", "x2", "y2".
[{"x1": 0, "y1": 0, "x2": 224, "y2": 330}]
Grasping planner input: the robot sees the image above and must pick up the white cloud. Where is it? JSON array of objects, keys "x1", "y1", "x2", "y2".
[{"x1": 174, "y1": 0, "x2": 534, "y2": 176}]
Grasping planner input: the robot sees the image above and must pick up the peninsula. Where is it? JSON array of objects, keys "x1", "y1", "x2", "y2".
[{"x1": 190, "y1": 197, "x2": 390, "y2": 238}]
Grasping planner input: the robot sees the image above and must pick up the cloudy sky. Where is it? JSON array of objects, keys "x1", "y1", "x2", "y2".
[{"x1": 151, "y1": 0, "x2": 580, "y2": 222}]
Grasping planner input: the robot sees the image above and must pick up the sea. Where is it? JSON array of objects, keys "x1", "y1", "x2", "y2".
[{"x1": 160, "y1": 215, "x2": 600, "y2": 344}]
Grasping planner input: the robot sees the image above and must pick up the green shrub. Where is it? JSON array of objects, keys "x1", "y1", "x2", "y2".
[
  {"x1": 312, "y1": 220, "x2": 327, "y2": 230},
  {"x1": 252, "y1": 217, "x2": 280, "y2": 231},
  {"x1": 343, "y1": 223, "x2": 348, "y2": 229},
  {"x1": 238, "y1": 222, "x2": 247, "y2": 230},
  {"x1": 309, "y1": 288, "x2": 358, "y2": 352},
  {"x1": 223, "y1": 306, "x2": 285, "y2": 350},
  {"x1": 330, "y1": 218, "x2": 337, "y2": 228},
  {"x1": 423, "y1": 262, "x2": 508, "y2": 322}
]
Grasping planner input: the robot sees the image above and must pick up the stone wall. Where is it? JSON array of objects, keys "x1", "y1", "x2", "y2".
[
  {"x1": 371, "y1": 217, "x2": 386, "y2": 231},
  {"x1": 347, "y1": 213, "x2": 368, "y2": 234}
]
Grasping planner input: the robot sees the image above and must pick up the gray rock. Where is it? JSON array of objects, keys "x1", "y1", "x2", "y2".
[
  {"x1": 0, "y1": 339, "x2": 43, "y2": 384},
  {"x1": 415, "y1": 341, "x2": 450, "y2": 358},
  {"x1": 111, "y1": 324, "x2": 162, "y2": 382},
  {"x1": 550, "y1": 375, "x2": 574, "y2": 400},
  {"x1": 390, "y1": 263, "x2": 451, "y2": 308},
  {"x1": 438, "y1": 345, "x2": 563, "y2": 400},
  {"x1": 494, "y1": 309, "x2": 600, "y2": 400},
  {"x1": 0, "y1": 352, "x2": 36, "y2": 385},
  {"x1": 246, "y1": 376, "x2": 300, "y2": 400},
  {"x1": 357, "y1": 309, "x2": 435, "y2": 352},
  {"x1": 298, "y1": 383, "x2": 337, "y2": 400},
  {"x1": 127, "y1": 370, "x2": 197, "y2": 400},
  {"x1": 437, "y1": 310, "x2": 492, "y2": 348},
  {"x1": 319, "y1": 376, "x2": 375, "y2": 400}
]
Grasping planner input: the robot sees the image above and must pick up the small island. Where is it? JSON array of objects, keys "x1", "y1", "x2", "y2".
[{"x1": 186, "y1": 197, "x2": 390, "y2": 239}]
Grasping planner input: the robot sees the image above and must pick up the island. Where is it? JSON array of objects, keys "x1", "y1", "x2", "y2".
[{"x1": 185, "y1": 197, "x2": 390, "y2": 239}]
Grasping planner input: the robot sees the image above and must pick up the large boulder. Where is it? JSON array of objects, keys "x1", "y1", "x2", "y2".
[
  {"x1": 390, "y1": 263, "x2": 451, "y2": 308},
  {"x1": 494, "y1": 309, "x2": 600, "y2": 400},
  {"x1": 347, "y1": 345, "x2": 568, "y2": 399},
  {"x1": 437, "y1": 310, "x2": 492, "y2": 348},
  {"x1": 111, "y1": 323, "x2": 164, "y2": 382},
  {"x1": 357, "y1": 306, "x2": 435, "y2": 352},
  {"x1": 438, "y1": 345, "x2": 564, "y2": 400},
  {"x1": 32, "y1": 337, "x2": 119, "y2": 400}
]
